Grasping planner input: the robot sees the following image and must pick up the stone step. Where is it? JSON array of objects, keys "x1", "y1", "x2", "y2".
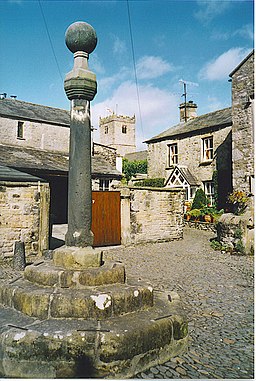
[
  {"x1": 0, "y1": 277, "x2": 154, "y2": 320},
  {"x1": 24, "y1": 260, "x2": 125, "y2": 288},
  {"x1": 0, "y1": 291, "x2": 188, "y2": 378}
]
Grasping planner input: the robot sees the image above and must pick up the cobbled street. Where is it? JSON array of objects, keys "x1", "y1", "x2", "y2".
[{"x1": 104, "y1": 227, "x2": 254, "y2": 379}]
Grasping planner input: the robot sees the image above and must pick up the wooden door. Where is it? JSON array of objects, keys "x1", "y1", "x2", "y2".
[{"x1": 92, "y1": 191, "x2": 121, "y2": 247}]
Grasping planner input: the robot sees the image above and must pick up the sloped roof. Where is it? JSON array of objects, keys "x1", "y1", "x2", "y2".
[
  {"x1": 0, "y1": 165, "x2": 46, "y2": 182},
  {"x1": 165, "y1": 166, "x2": 199, "y2": 187},
  {"x1": 229, "y1": 50, "x2": 254, "y2": 77},
  {"x1": 0, "y1": 145, "x2": 121, "y2": 178},
  {"x1": 0, "y1": 98, "x2": 70, "y2": 127},
  {"x1": 124, "y1": 150, "x2": 147, "y2": 161},
  {"x1": 179, "y1": 167, "x2": 199, "y2": 186},
  {"x1": 145, "y1": 107, "x2": 232, "y2": 143}
]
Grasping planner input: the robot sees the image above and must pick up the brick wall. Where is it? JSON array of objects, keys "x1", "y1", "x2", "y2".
[
  {"x1": 0, "y1": 182, "x2": 50, "y2": 258},
  {"x1": 129, "y1": 187, "x2": 184, "y2": 244}
]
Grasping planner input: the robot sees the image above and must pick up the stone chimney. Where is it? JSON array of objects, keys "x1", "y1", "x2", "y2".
[{"x1": 179, "y1": 101, "x2": 197, "y2": 122}]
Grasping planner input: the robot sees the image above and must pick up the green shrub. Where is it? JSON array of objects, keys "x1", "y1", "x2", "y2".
[
  {"x1": 192, "y1": 188, "x2": 208, "y2": 209},
  {"x1": 188, "y1": 208, "x2": 202, "y2": 219},
  {"x1": 234, "y1": 240, "x2": 246, "y2": 255},
  {"x1": 122, "y1": 158, "x2": 147, "y2": 181},
  {"x1": 135, "y1": 178, "x2": 165, "y2": 187}
]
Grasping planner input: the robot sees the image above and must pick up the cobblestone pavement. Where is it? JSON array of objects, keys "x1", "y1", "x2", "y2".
[{"x1": 104, "y1": 228, "x2": 254, "y2": 379}]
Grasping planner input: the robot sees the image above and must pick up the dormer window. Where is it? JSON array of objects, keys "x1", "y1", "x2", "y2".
[
  {"x1": 17, "y1": 121, "x2": 24, "y2": 139},
  {"x1": 122, "y1": 125, "x2": 127, "y2": 134}
]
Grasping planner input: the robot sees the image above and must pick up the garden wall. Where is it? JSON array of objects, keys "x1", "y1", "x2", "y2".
[
  {"x1": 0, "y1": 182, "x2": 50, "y2": 258},
  {"x1": 121, "y1": 186, "x2": 185, "y2": 245},
  {"x1": 216, "y1": 211, "x2": 254, "y2": 255}
]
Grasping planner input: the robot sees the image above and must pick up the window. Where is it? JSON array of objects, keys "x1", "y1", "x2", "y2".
[
  {"x1": 202, "y1": 136, "x2": 213, "y2": 161},
  {"x1": 99, "y1": 179, "x2": 110, "y2": 191},
  {"x1": 104, "y1": 126, "x2": 108, "y2": 134},
  {"x1": 17, "y1": 121, "x2": 24, "y2": 139},
  {"x1": 122, "y1": 125, "x2": 127, "y2": 134},
  {"x1": 204, "y1": 181, "x2": 214, "y2": 206},
  {"x1": 168, "y1": 143, "x2": 178, "y2": 165}
]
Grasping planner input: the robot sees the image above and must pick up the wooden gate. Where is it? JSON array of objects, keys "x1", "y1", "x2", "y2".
[{"x1": 92, "y1": 191, "x2": 121, "y2": 247}]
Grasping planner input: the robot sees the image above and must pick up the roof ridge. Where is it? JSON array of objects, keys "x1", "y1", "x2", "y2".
[{"x1": 0, "y1": 98, "x2": 69, "y2": 113}]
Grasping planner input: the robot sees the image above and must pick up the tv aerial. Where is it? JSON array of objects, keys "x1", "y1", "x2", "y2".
[{"x1": 179, "y1": 79, "x2": 199, "y2": 122}]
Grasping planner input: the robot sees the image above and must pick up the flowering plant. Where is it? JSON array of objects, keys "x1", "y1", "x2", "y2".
[{"x1": 228, "y1": 191, "x2": 248, "y2": 215}]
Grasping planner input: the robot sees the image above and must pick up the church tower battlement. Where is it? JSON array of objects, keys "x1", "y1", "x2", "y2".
[{"x1": 99, "y1": 113, "x2": 136, "y2": 157}]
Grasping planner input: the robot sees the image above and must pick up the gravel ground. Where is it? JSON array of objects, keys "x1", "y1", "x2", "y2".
[{"x1": 103, "y1": 227, "x2": 254, "y2": 379}]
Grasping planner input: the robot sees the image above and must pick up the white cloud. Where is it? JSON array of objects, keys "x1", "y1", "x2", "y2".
[
  {"x1": 90, "y1": 53, "x2": 105, "y2": 75},
  {"x1": 234, "y1": 24, "x2": 254, "y2": 41},
  {"x1": 98, "y1": 66, "x2": 131, "y2": 93},
  {"x1": 112, "y1": 36, "x2": 127, "y2": 55},
  {"x1": 211, "y1": 24, "x2": 254, "y2": 41},
  {"x1": 91, "y1": 81, "x2": 178, "y2": 148},
  {"x1": 199, "y1": 47, "x2": 252, "y2": 81},
  {"x1": 136, "y1": 56, "x2": 174, "y2": 80},
  {"x1": 195, "y1": 0, "x2": 232, "y2": 23}
]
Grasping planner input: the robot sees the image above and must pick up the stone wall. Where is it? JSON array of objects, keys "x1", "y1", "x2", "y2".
[
  {"x1": 99, "y1": 114, "x2": 136, "y2": 157},
  {"x1": 93, "y1": 142, "x2": 117, "y2": 167},
  {"x1": 216, "y1": 212, "x2": 254, "y2": 255},
  {"x1": 127, "y1": 187, "x2": 184, "y2": 245},
  {"x1": 0, "y1": 182, "x2": 50, "y2": 258},
  {"x1": 147, "y1": 126, "x2": 231, "y2": 184},
  {"x1": 0, "y1": 116, "x2": 69, "y2": 153},
  {"x1": 231, "y1": 51, "x2": 254, "y2": 195}
]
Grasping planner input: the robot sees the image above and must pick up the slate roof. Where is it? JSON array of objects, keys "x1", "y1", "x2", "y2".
[
  {"x1": 124, "y1": 150, "x2": 148, "y2": 161},
  {"x1": 178, "y1": 167, "x2": 199, "y2": 186},
  {"x1": 0, "y1": 98, "x2": 70, "y2": 127},
  {"x1": 0, "y1": 145, "x2": 121, "y2": 179},
  {"x1": 145, "y1": 107, "x2": 232, "y2": 143},
  {"x1": 0, "y1": 165, "x2": 46, "y2": 182}
]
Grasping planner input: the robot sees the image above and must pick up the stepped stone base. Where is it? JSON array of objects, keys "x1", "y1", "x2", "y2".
[
  {"x1": 0, "y1": 245, "x2": 188, "y2": 378},
  {"x1": 0, "y1": 292, "x2": 188, "y2": 379}
]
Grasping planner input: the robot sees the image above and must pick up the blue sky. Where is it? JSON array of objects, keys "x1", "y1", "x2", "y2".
[{"x1": 0, "y1": 0, "x2": 254, "y2": 149}]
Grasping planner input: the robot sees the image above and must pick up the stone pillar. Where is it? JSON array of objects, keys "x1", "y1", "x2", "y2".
[{"x1": 64, "y1": 21, "x2": 97, "y2": 247}]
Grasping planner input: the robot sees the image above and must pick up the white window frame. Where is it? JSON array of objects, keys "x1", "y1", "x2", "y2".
[
  {"x1": 203, "y1": 181, "x2": 214, "y2": 206},
  {"x1": 99, "y1": 179, "x2": 110, "y2": 191},
  {"x1": 168, "y1": 143, "x2": 178, "y2": 166},
  {"x1": 202, "y1": 136, "x2": 213, "y2": 161}
]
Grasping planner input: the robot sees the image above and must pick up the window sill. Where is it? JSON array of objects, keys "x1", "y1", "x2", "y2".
[
  {"x1": 199, "y1": 160, "x2": 213, "y2": 166},
  {"x1": 17, "y1": 137, "x2": 25, "y2": 140}
]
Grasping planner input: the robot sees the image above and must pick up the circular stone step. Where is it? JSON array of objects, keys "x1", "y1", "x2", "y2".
[
  {"x1": 0, "y1": 291, "x2": 188, "y2": 378},
  {"x1": 0, "y1": 278, "x2": 154, "y2": 320},
  {"x1": 24, "y1": 260, "x2": 125, "y2": 288}
]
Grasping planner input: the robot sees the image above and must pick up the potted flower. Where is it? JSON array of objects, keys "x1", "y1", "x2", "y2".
[
  {"x1": 228, "y1": 191, "x2": 248, "y2": 215},
  {"x1": 188, "y1": 208, "x2": 202, "y2": 222}
]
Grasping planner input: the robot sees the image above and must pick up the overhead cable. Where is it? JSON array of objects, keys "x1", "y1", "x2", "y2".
[
  {"x1": 126, "y1": 0, "x2": 144, "y2": 140},
  {"x1": 38, "y1": 0, "x2": 63, "y2": 82}
]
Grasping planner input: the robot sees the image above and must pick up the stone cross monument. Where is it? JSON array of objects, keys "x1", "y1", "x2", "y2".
[{"x1": 64, "y1": 21, "x2": 97, "y2": 247}]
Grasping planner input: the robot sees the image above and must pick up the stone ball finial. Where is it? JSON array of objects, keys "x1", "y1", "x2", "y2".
[{"x1": 65, "y1": 21, "x2": 97, "y2": 54}]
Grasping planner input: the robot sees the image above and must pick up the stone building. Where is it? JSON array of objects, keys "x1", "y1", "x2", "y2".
[
  {"x1": 145, "y1": 104, "x2": 232, "y2": 208},
  {"x1": 0, "y1": 98, "x2": 122, "y2": 255},
  {"x1": 229, "y1": 50, "x2": 254, "y2": 196},
  {"x1": 0, "y1": 98, "x2": 122, "y2": 193},
  {"x1": 99, "y1": 113, "x2": 136, "y2": 157}
]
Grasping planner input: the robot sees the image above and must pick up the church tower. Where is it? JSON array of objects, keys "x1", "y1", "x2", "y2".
[{"x1": 99, "y1": 113, "x2": 136, "y2": 157}]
